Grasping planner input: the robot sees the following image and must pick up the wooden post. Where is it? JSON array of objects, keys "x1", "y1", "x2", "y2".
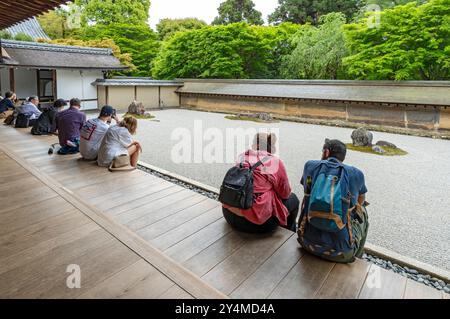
[
  {"x1": 52, "y1": 69, "x2": 57, "y2": 100},
  {"x1": 36, "y1": 70, "x2": 41, "y2": 99},
  {"x1": 9, "y1": 68, "x2": 15, "y2": 93}
]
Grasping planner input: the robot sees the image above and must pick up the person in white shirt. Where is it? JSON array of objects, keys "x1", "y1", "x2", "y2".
[
  {"x1": 16, "y1": 96, "x2": 42, "y2": 125},
  {"x1": 80, "y1": 105, "x2": 119, "y2": 160},
  {"x1": 97, "y1": 116, "x2": 142, "y2": 168}
]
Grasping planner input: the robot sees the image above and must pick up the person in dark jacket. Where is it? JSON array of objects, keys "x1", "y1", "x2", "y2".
[
  {"x1": 0, "y1": 91, "x2": 16, "y2": 119},
  {"x1": 31, "y1": 99, "x2": 67, "y2": 135}
]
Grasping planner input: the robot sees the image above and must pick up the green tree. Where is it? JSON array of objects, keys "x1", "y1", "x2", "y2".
[
  {"x1": 37, "y1": 10, "x2": 68, "y2": 39},
  {"x1": 74, "y1": 0, "x2": 150, "y2": 25},
  {"x1": 269, "y1": 0, "x2": 363, "y2": 25},
  {"x1": 13, "y1": 33, "x2": 34, "y2": 42},
  {"x1": 70, "y1": 23, "x2": 160, "y2": 76},
  {"x1": 253, "y1": 23, "x2": 301, "y2": 78},
  {"x1": 0, "y1": 31, "x2": 12, "y2": 39},
  {"x1": 156, "y1": 18, "x2": 207, "y2": 40},
  {"x1": 212, "y1": 0, "x2": 264, "y2": 25},
  {"x1": 38, "y1": 37, "x2": 135, "y2": 73},
  {"x1": 344, "y1": 0, "x2": 449, "y2": 80},
  {"x1": 153, "y1": 23, "x2": 275, "y2": 79},
  {"x1": 281, "y1": 13, "x2": 348, "y2": 79},
  {"x1": 363, "y1": 0, "x2": 426, "y2": 9}
]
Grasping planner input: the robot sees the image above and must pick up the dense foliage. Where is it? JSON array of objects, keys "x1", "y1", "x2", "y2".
[
  {"x1": 74, "y1": 0, "x2": 151, "y2": 25},
  {"x1": 344, "y1": 0, "x2": 450, "y2": 80},
  {"x1": 37, "y1": 10, "x2": 69, "y2": 39},
  {"x1": 212, "y1": 0, "x2": 264, "y2": 25},
  {"x1": 153, "y1": 23, "x2": 286, "y2": 79},
  {"x1": 0, "y1": 31, "x2": 34, "y2": 41},
  {"x1": 70, "y1": 24, "x2": 160, "y2": 76},
  {"x1": 281, "y1": 13, "x2": 348, "y2": 79},
  {"x1": 156, "y1": 18, "x2": 207, "y2": 40},
  {"x1": 269, "y1": 0, "x2": 363, "y2": 25},
  {"x1": 30, "y1": 0, "x2": 448, "y2": 80}
]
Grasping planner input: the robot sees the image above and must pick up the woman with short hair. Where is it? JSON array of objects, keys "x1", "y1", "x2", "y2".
[
  {"x1": 97, "y1": 116, "x2": 142, "y2": 170},
  {"x1": 222, "y1": 132, "x2": 299, "y2": 234}
]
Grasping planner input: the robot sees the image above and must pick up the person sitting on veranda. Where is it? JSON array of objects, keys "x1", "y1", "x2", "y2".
[
  {"x1": 222, "y1": 133, "x2": 300, "y2": 234},
  {"x1": 80, "y1": 105, "x2": 119, "y2": 161},
  {"x1": 15, "y1": 96, "x2": 42, "y2": 126},
  {"x1": 0, "y1": 91, "x2": 16, "y2": 119},
  {"x1": 298, "y1": 139, "x2": 369, "y2": 263},
  {"x1": 97, "y1": 116, "x2": 142, "y2": 170},
  {"x1": 55, "y1": 98, "x2": 86, "y2": 155},
  {"x1": 31, "y1": 99, "x2": 67, "y2": 135}
]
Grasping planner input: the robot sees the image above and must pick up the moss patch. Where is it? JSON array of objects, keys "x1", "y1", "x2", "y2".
[
  {"x1": 346, "y1": 144, "x2": 408, "y2": 156},
  {"x1": 225, "y1": 115, "x2": 279, "y2": 123},
  {"x1": 124, "y1": 113, "x2": 155, "y2": 120}
]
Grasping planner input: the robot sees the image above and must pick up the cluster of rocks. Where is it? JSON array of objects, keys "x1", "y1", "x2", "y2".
[
  {"x1": 128, "y1": 100, "x2": 154, "y2": 118},
  {"x1": 137, "y1": 165, "x2": 219, "y2": 201},
  {"x1": 351, "y1": 128, "x2": 397, "y2": 154},
  {"x1": 363, "y1": 253, "x2": 450, "y2": 293},
  {"x1": 237, "y1": 112, "x2": 275, "y2": 122}
]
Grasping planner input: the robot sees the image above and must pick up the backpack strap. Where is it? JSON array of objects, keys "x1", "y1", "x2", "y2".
[{"x1": 250, "y1": 156, "x2": 271, "y2": 172}]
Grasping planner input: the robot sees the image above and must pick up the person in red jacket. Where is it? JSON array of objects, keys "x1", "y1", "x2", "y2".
[{"x1": 222, "y1": 133, "x2": 299, "y2": 234}]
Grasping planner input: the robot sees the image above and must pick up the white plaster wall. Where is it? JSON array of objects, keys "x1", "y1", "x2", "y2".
[{"x1": 57, "y1": 69, "x2": 102, "y2": 110}]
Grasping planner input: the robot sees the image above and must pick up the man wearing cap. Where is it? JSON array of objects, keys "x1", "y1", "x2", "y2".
[
  {"x1": 80, "y1": 105, "x2": 119, "y2": 161},
  {"x1": 55, "y1": 98, "x2": 87, "y2": 155},
  {"x1": 297, "y1": 139, "x2": 369, "y2": 264}
]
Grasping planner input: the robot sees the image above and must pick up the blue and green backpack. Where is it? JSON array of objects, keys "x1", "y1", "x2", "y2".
[{"x1": 307, "y1": 163, "x2": 351, "y2": 233}]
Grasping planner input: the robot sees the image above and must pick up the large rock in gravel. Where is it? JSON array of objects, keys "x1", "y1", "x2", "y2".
[
  {"x1": 351, "y1": 128, "x2": 374, "y2": 146},
  {"x1": 372, "y1": 145, "x2": 386, "y2": 154},
  {"x1": 376, "y1": 140, "x2": 397, "y2": 149},
  {"x1": 238, "y1": 112, "x2": 274, "y2": 122},
  {"x1": 128, "y1": 100, "x2": 145, "y2": 115}
]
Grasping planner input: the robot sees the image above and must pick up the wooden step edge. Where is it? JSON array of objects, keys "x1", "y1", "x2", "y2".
[{"x1": 0, "y1": 142, "x2": 228, "y2": 300}]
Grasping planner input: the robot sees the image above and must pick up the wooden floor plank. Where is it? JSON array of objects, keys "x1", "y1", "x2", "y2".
[
  {"x1": 183, "y1": 231, "x2": 248, "y2": 277},
  {"x1": 109, "y1": 183, "x2": 178, "y2": 216},
  {"x1": 315, "y1": 258, "x2": 370, "y2": 299},
  {"x1": 87, "y1": 180, "x2": 185, "y2": 214},
  {"x1": 0, "y1": 224, "x2": 105, "y2": 276},
  {"x1": 165, "y1": 219, "x2": 233, "y2": 264},
  {"x1": 85, "y1": 175, "x2": 162, "y2": 200},
  {"x1": 0, "y1": 210, "x2": 90, "y2": 258},
  {"x1": 0, "y1": 229, "x2": 114, "y2": 297},
  {"x1": 123, "y1": 191, "x2": 207, "y2": 230},
  {"x1": 43, "y1": 240, "x2": 142, "y2": 299},
  {"x1": 231, "y1": 235, "x2": 304, "y2": 299},
  {"x1": 0, "y1": 186, "x2": 58, "y2": 214},
  {"x1": 153, "y1": 206, "x2": 223, "y2": 251},
  {"x1": 268, "y1": 253, "x2": 334, "y2": 299},
  {"x1": 0, "y1": 196, "x2": 74, "y2": 235},
  {"x1": 201, "y1": 230, "x2": 293, "y2": 295},
  {"x1": 358, "y1": 264, "x2": 407, "y2": 299},
  {"x1": 79, "y1": 260, "x2": 174, "y2": 299},
  {"x1": 403, "y1": 279, "x2": 443, "y2": 299},
  {"x1": 0, "y1": 176, "x2": 42, "y2": 195},
  {"x1": 158, "y1": 285, "x2": 194, "y2": 299},
  {"x1": 138, "y1": 199, "x2": 219, "y2": 241}
]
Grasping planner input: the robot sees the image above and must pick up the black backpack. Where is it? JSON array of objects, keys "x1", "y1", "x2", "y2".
[
  {"x1": 15, "y1": 113, "x2": 30, "y2": 128},
  {"x1": 219, "y1": 156, "x2": 269, "y2": 209}
]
